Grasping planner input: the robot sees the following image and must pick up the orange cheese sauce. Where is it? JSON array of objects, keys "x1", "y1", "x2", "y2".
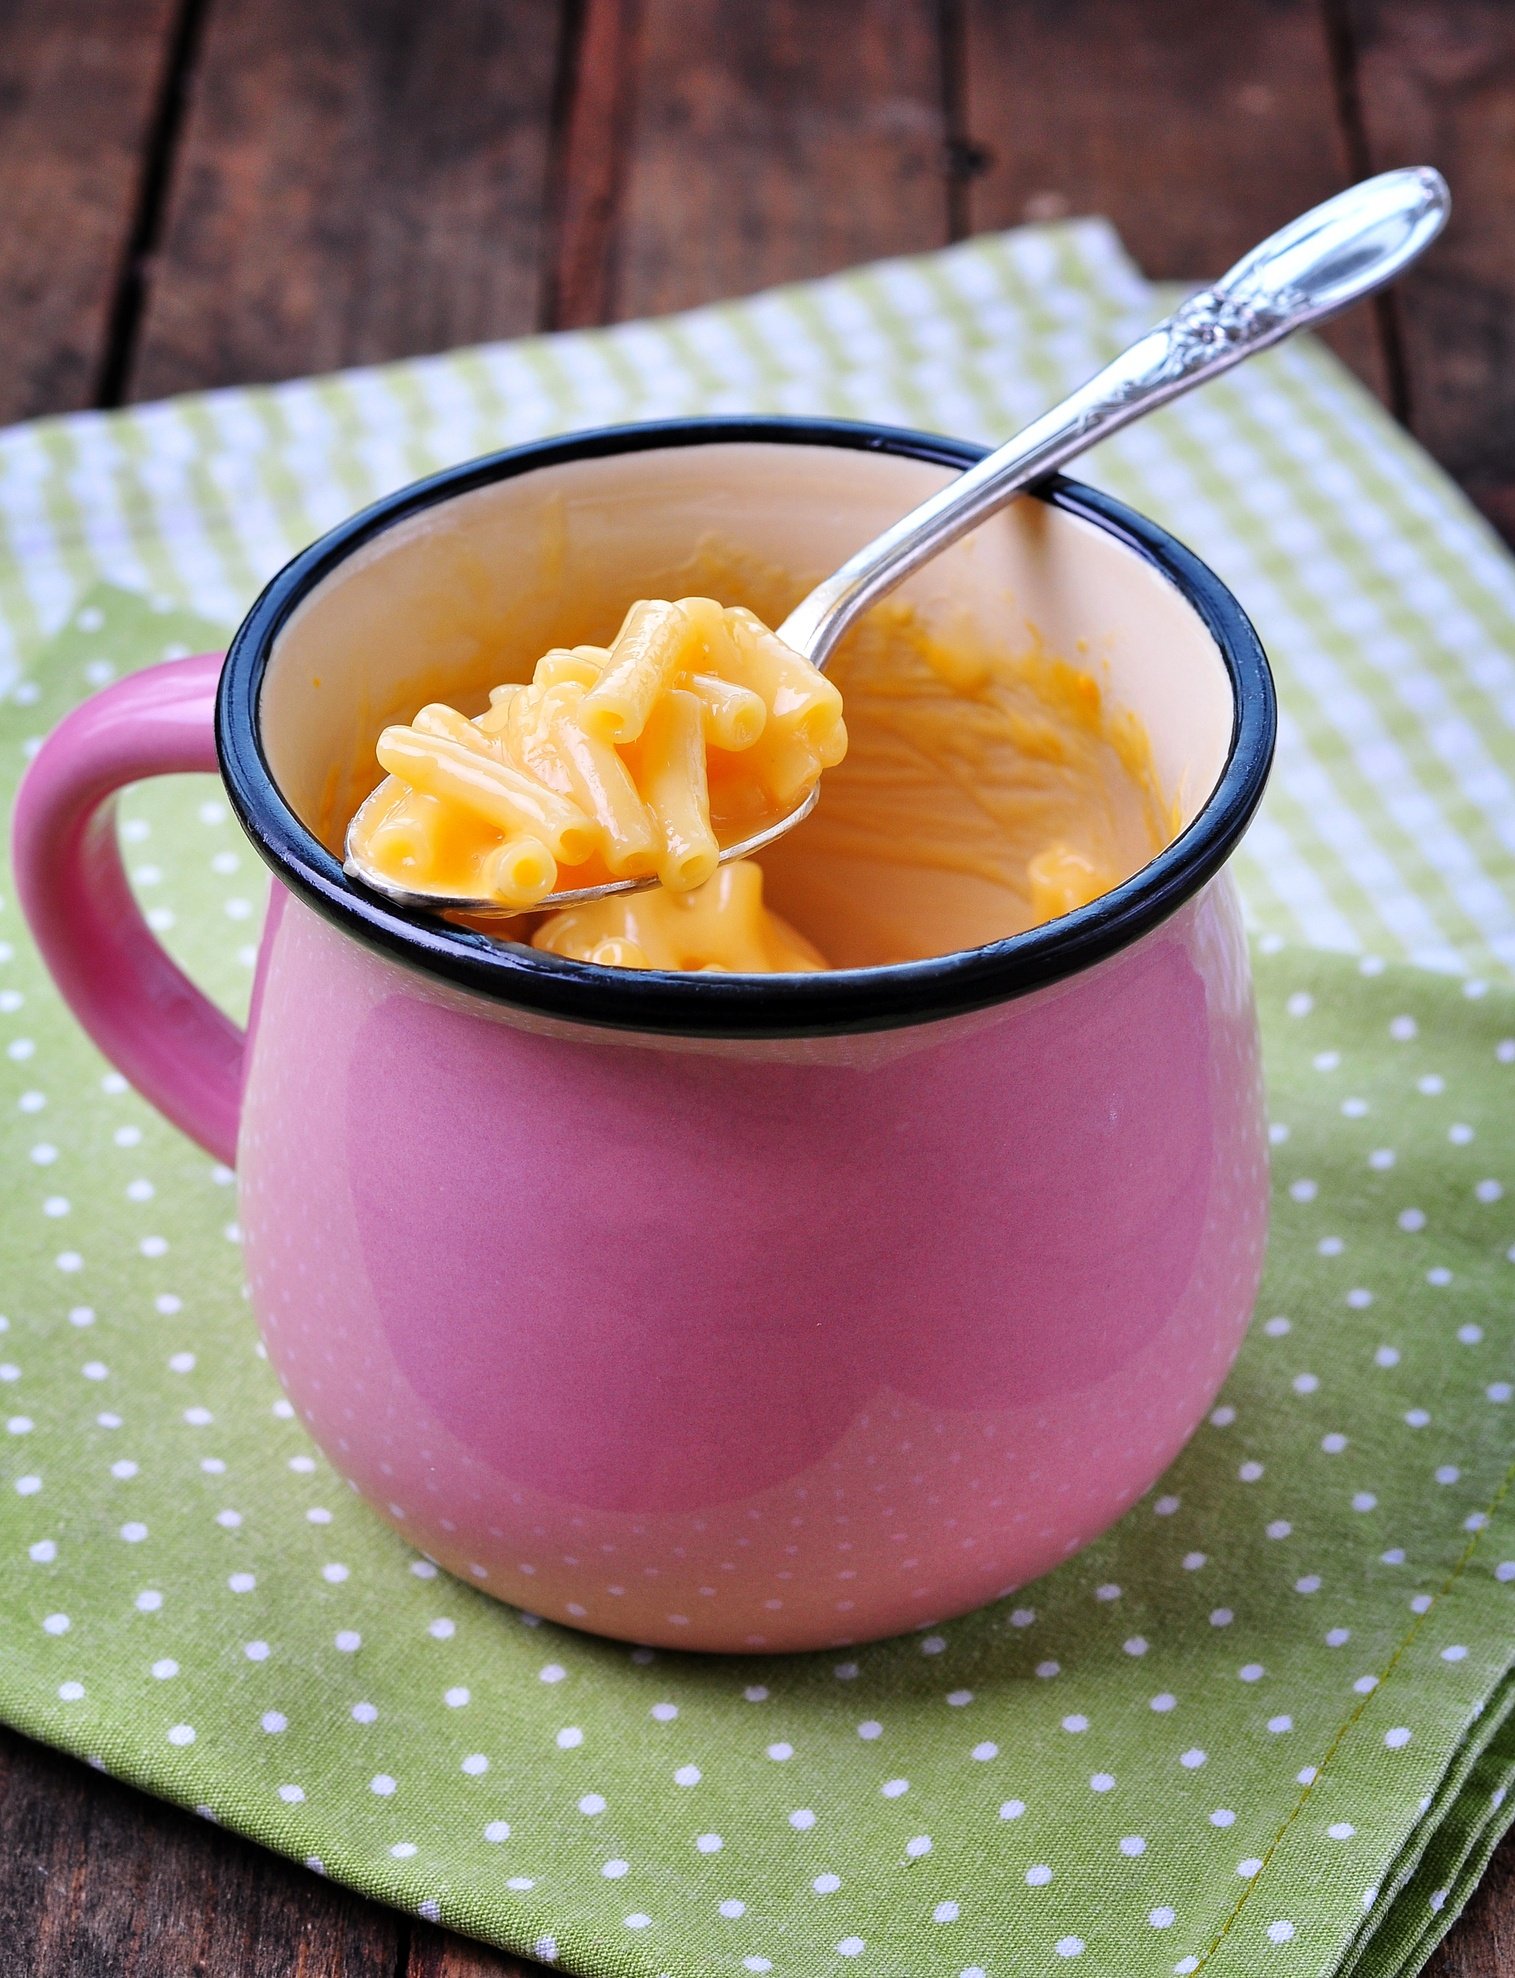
[
  {"x1": 532, "y1": 861, "x2": 826, "y2": 973},
  {"x1": 751, "y1": 597, "x2": 1173, "y2": 969}
]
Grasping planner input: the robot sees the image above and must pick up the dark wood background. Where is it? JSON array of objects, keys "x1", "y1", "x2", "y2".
[{"x1": 1, "y1": 2, "x2": 1511, "y2": 1972}]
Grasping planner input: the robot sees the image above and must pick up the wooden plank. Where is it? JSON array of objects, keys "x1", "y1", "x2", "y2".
[
  {"x1": 0, "y1": 0, "x2": 181, "y2": 422},
  {"x1": 1425, "y1": 1828, "x2": 1515, "y2": 1978},
  {"x1": 608, "y1": 0, "x2": 951, "y2": 321},
  {"x1": 409, "y1": 1921, "x2": 537, "y2": 1976},
  {"x1": 545, "y1": 0, "x2": 642, "y2": 330},
  {"x1": 0, "y1": 1724, "x2": 401, "y2": 1975},
  {"x1": 129, "y1": 0, "x2": 564, "y2": 401},
  {"x1": 1345, "y1": 0, "x2": 1515, "y2": 538},
  {"x1": 958, "y1": 0, "x2": 1391, "y2": 398}
]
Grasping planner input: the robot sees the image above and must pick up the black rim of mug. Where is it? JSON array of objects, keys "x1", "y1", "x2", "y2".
[{"x1": 216, "y1": 416, "x2": 1277, "y2": 1038}]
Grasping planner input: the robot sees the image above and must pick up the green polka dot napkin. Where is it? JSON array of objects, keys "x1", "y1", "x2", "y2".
[{"x1": 1, "y1": 223, "x2": 1512, "y2": 1978}]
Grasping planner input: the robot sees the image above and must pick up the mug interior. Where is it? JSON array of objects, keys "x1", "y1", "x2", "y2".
[{"x1": 256, "y1": 439, "x2": 1237, "y2": 970}]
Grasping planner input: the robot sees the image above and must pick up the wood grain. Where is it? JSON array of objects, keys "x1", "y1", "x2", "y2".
[
  {"x1": 545, "y1": 0, "x2": 643, "y2": 330},
  {"x1": 0, "y1": 1724, "x2": 402, "y2": 1976},
  {"x1": 128, "y1": 0, "x2": 564, "y2": 400},
  {"x1": 1345, "y1": 0, "x2": 1515, "y2": 536},
  {"x1": 959, "y1": 0, "x2": 1391, "y2": 396},
  {"x1": 1424, "y1": 1824, "x2": 1515, "y2": 1978},
  {"x1": 0, "y1": 0, "x2": 181, "y2": 423},
  {"x1": 608, "y1": 0, "x2": 951, "y2": 320},
  {"x1": 407, "y1": 1921, "x2": 534, "y2": 1977}
]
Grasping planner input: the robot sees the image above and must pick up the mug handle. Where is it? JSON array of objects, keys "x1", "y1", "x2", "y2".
[{"x1": 11, "y1": 652, "x2": 244, "y2": 1167}]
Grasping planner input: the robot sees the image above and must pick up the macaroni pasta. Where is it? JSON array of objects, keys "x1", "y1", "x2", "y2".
[
  {"x1": 350, "y1": 597, "x2": 848, "y2": 910},
  {"x1": 530, "y1": 859, "x2": 827, "y2": 972}
]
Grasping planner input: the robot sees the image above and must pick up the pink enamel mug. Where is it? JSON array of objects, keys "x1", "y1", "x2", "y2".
[{"x1": 13, "y1": 419, "x2": 1275, "y2": 1652}]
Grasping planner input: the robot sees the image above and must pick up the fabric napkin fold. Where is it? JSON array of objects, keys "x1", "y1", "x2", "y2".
[{"x1": 0, "y1": 221, "x2": 1510, "y2": 1978}]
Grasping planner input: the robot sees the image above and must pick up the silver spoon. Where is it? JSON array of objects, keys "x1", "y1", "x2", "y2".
[{"x1": 346, "y1": 165, "x2": 1449, "y2": 919}]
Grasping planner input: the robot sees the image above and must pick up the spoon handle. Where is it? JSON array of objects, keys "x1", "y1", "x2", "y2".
[{"x1": 779, "y1": 166, "x2": 1450, "y2": 671}]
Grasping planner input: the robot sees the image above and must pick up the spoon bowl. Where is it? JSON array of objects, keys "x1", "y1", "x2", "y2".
[{"x1": 345, "y1": 781, "x2": 818, "y2": 918}]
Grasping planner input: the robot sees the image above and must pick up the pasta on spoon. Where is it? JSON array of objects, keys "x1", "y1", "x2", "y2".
[{"x1": 348, "y1": 596, "x2": 847, "y2": 912}]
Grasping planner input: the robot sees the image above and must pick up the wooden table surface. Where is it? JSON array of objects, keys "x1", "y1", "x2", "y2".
[{"x1": 1, "y1": 2, "x2": 1512, "y2": 1972}]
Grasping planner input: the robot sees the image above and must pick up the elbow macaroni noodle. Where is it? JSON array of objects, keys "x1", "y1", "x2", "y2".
[
  {"x1": 531, "y1": 859, "x2": 828, "y2": 973},
  {"x1": 351, "y1": 597, "x2": 847, "y2": 911}
]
